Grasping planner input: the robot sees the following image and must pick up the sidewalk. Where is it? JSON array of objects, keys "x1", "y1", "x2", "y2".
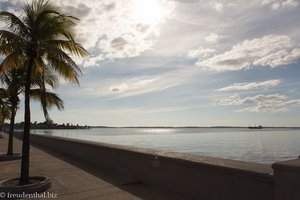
[{"x1": 0, "y1": 132, "x2": 187, "y2": 200}]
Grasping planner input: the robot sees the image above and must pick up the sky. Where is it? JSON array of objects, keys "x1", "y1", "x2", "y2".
[{"x1": 1, "y1": 0, "x2": 300, "y2": 127}]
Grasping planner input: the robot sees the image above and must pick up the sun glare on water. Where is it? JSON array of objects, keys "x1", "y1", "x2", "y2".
[{"x1": 132, "y1": 0, "x2": 169, "y2": 25}]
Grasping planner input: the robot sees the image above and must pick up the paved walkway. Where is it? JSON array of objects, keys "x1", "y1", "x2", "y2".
[{"x1": 0, "y1": 132, "x2": 187, "y2": 200}]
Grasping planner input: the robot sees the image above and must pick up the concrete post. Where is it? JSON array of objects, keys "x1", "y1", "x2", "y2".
[{"x1": 272, "y1": 158, "x2": 300, "y2": 200}]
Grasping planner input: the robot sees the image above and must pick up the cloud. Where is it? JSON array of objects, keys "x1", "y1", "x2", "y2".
[
  {"x1": 65, "y1": 3, "x2": 91, "y2": 18},
  {"x1": 36, "y1": 0, "x2": 175, "y2": 66},
  {"x1": 218, "y1": 79, "x2": 281, "y2": 91},
  {"x1": 108, "y1": 77, "x2": 158, "y2": 94},
  {"x1": 197, "y1": 35, "x2": 300, "y2": 71},
  {"x1": 187, "y1": 47, "x2": 215, "y2": 59},
  {"x1": 97, "y1": 33, "x2": 154, "y2": 60},
  {"x1": 0, "y1": 1, "x2": 23, "y2": 10},
  {"x1": 88, "y1": 103, "x2": 205, "y2": 116},
  {"x1": 90, "y1": 0, "x2": 174, "y2": 61},
  {"x1": 109, "y1": 83, "x2": 129, "y2": 92},
  {"x1": 218, "y1": 93, "x2": 300, "y2": 112},
  {"x1": 262, "y1": 0, "x2": 298, "y2": 10},
  {"x1": 213, "y1": 3, "x2": 224, "y2": 12},
  {"x1": 205, "y1": 32, "x2": 220, "y2": 44},
  {"x1": 82, "y1": 76, "x2": 161, "y2": 98},
  {"x1": 68, "y1": 63, "x2": 202, "y2": 99}
]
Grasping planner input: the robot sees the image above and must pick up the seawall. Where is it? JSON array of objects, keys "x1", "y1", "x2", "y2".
[{"x1": 28, "y1": 134, "x2": 285, "y2": 200}]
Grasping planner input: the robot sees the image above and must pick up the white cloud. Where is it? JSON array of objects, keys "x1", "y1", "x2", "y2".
[
  {"x1": 89, "y1": 103, "x2": 205, "y2": 116},
  {"x1": 218, "y1": 93, "x2": 245, "y2": 106},
  {"x1": 56, "y1": 0, "x2": 175, "y2": 64},
  {"x1": 187, "y1": 47, "x2": 215, "y2": 59},
  {"x1": 82, "y1": 55, "x2": 105, "y2": 68},
  {"x1": 218, "y1": 93, "x2": 300, "y2": 112},
  {"x1": 218, "y1": 79, "x2": 281, "y2": 91},
  {"x1": 213, "y1": 3, "x2": 224, "y2": 12},
  {"x1": 102, "y1": 68, "x2": 198, "y2": 98},
  {"x1": 97, "y1": 33, "x2": 154, "y2": 60},
  {"x1": 197, "y1": 35, "x2": 300, "y2": 71},
  {"x1": 69, "y1": 64, "x2": 202, "y2": 99},
  {"x1": 81, "y1": 76, "x2": 163, "y2": 99},
  {"x1": 108, "y1": 77, "x2": 159, "y2": 94},
  {"x1": 262, "y1": 0, "x2": 298, "y2": 10},
  {"x1": 282, "y1": 0, "x2": 299, "y2": 7},
  {"x1": 272, "y1": 2, "x2": 281, "y2": 10},
  {"x1": 0, "y1": 0, "x2": 175, "y2": 65},
  {"x1": 109, "y1": 83, "x2": 129, "y2": 92},
  {"x1": 205, "y1": 32, "x2": 220, "y2": 44}
]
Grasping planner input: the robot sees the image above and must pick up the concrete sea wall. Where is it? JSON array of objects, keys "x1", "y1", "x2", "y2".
[{"x1": 29, "y1": 134, "x2": 299, "y2": 200}]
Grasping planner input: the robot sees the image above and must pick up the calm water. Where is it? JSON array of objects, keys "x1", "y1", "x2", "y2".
[{"x1": 32, "y1": 128, "x2": 300, "y2": 164}]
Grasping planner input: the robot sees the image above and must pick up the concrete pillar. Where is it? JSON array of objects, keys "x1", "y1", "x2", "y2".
[{"x1": 272, "y1": 158, "x2": 300, "y2": 200}]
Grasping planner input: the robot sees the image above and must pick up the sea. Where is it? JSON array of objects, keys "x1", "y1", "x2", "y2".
[{"x1": 31, "y1": 127, "x2": 300, "y2": 164}]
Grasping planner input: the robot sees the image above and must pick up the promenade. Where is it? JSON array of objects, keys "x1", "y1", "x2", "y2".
[{"x1": 0, "y1": 132, "x2": 187, "y2": 200}]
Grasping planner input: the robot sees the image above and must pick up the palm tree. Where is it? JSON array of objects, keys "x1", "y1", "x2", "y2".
[
  {"x1": 0, "y1": 88, "x2": 10, "y2": 131},
  {"x1": 0, "y1": 66, "x2": 64, "y2": 156},
  {"x1": 0, "y1": 105, "x2": 10, "y2": 129},
  {"x1": 0, "y1": 68, "x2": 23, "y2": 156},
  {"x1": 0, "y1": 88, "x2": 9, "y2": 144},
  {"x1": 31, "y1": 65, "x2": 64, "y2": 126},
  {"x1": 0, "y1": 0, "x2": 87, "y2": 184}
]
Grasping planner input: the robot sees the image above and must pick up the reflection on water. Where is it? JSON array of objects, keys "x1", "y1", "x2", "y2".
[
  {"x1": 142, "y1": 128, "x2": 176, "y2": 134},
  {"x1": 31, "y1": 128, "x2": 300, "y2": 164},
  {"x1": 43, "y1": 130, "x2": 53, "y2": 135}
]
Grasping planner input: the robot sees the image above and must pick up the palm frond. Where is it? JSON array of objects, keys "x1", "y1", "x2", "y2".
[
  {"x1": 0, "y1": 52, "x2": 26, "y2": 72},
  {"x1": 30, "y1": 88, "x2": 65, "y2": 122},
  {"x1": 42, "y1": 69, "x2": 59, "y2": 88},
  {"x1": 0, "y1": 88, "x2": 8, "y2": 98},
  {"x1": 45, "y1": 40, "x2": 88, "y2": 57},
  {"x1": 24, "y1": 0, "x2": 79, "y2": 42},
  {"x1": 0, "y1": 30, "x2": 26, "y2": 52},
  {"x1": 44, "y1": 44, "x2": 82, "y2": 84},
  {"x1": 30, "y1": 57, "x2": 59, "y2": 88},
  {"x1": 0, "y1": 11, "x2": 29, "y2": 39},
  {"x1": 37, "y1": 15, "x2": 78, "y2": 41},
  {"x1": 30, "y1": 89, "x2": 64, "y2": 110}
]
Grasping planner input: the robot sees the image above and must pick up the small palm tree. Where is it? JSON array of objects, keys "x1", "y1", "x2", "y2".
[
  {"x1": 0, "y1": 0, "x2": 87, "y2": 184},
  {"x1": 0, "y1": 105, "x2": 10, "y2": 127},
  {"x1": 0, "y1": 68, "x2": 23, "y2": 155},
  {"x1": 0, "y1": 66, "x2": 64, "y2": 155},
  {"x1": 0, "y1": 88, "x2": 10, "y2": 130},
  {"x1": 0, "y1": 88, "x2": 9, "y2": 143}
]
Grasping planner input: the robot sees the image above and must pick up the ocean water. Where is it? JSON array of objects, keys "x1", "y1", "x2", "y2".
[{"x1": 32, "y1": 128, "x2": 300, "y2": 164}]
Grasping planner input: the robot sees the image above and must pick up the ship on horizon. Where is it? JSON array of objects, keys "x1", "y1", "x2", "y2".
[{"x1": 248, "y1": 125, "x2": 263, "y2": 129}]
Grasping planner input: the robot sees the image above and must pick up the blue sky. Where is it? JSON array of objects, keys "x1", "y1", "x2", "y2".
[{"x1": 1, "y1": 0, "x2": 300, "y2": 126}]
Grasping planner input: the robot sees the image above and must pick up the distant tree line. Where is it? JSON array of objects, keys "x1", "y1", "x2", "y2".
[{"x1": 2, "y1": 121, "x2": 90, "y2": 130}]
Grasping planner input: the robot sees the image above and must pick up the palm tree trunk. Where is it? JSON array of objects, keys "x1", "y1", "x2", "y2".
[
  {"x1": 41, "y1": 67, "x2": 50, "y2": 126},
  {"x1": 20, "y1": 54, "x2": 34, "y2": 185},
  {"x1": 6, "y1": 105, "x2": 16, "y2": 155}
]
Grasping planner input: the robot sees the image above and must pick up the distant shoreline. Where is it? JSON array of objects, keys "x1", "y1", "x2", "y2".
[
  {"x1": 91, "y1": 126, "x2": 300, "y2": 129},
  {"x1": 5, "y1": 124, "x2": 300, "y2": 130}
]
